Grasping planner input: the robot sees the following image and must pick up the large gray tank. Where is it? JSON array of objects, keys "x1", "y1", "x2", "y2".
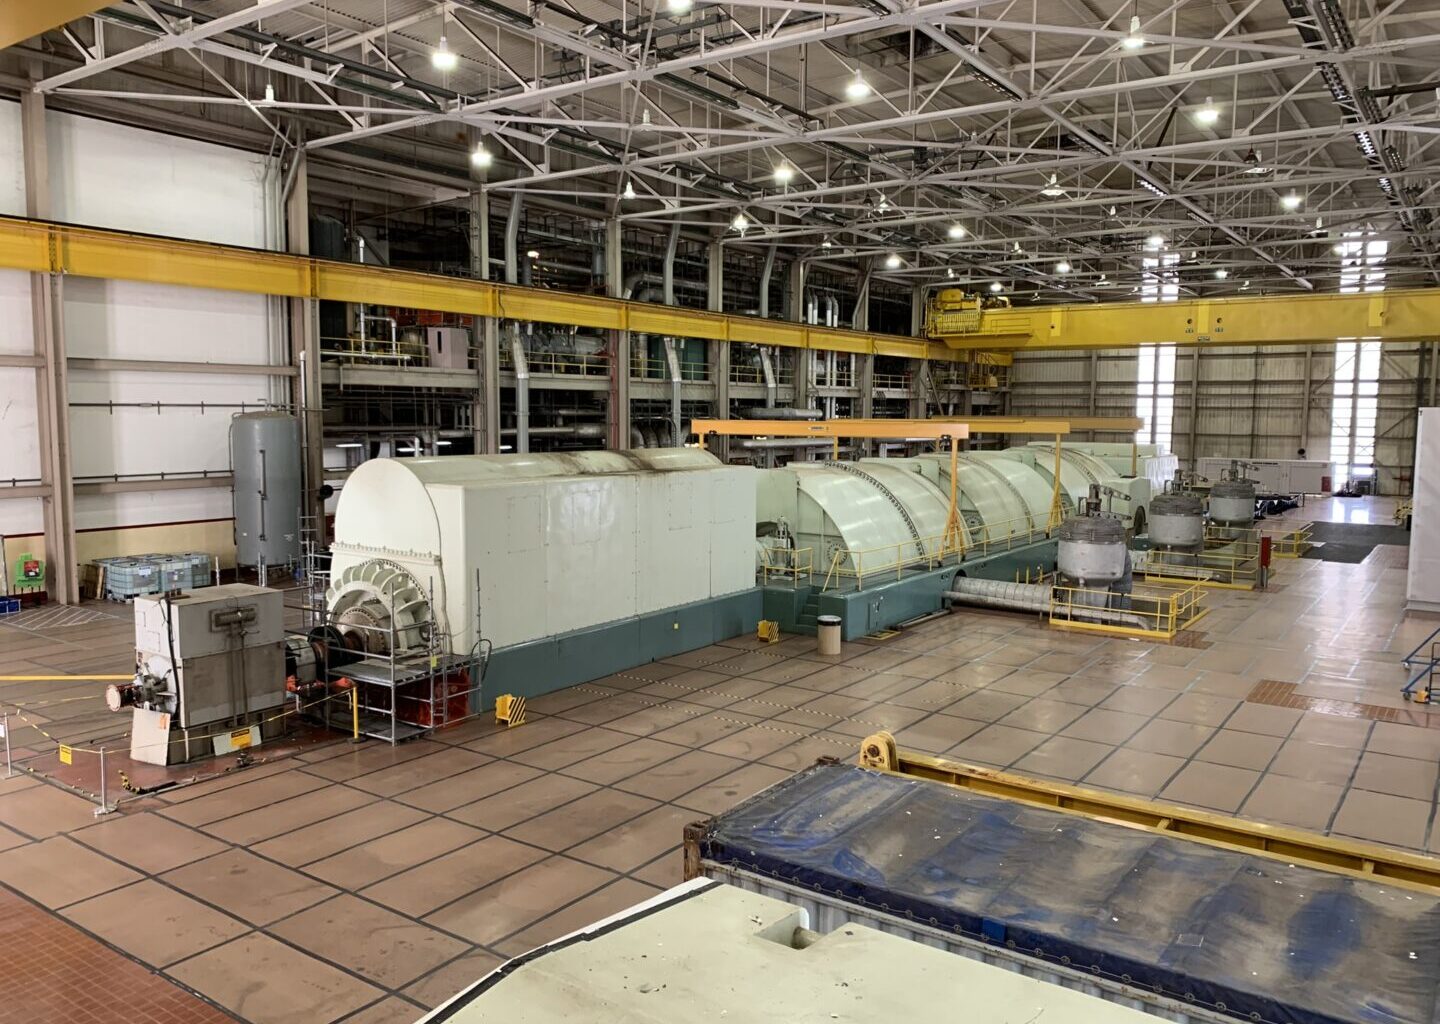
[
  {"x1": 1148, "y1": 492, "x2": 1204, "y2": 550},
  {"x1": 1209, "y1": 478, "x2": 1257, "y2": 526},
  {"x1": 1057, "y1": 515, "x2": 1128, "y2": 586},
  {"x1": 231, "y1": 411, "x2": 302, "y2": 567}
]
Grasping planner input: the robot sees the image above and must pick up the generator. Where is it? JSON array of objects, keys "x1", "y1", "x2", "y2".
[{"x1": 106, "y1": 583, "x2": 288, "y2": 765}]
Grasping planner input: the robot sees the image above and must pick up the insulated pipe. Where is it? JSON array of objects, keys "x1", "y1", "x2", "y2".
[
  {"x1": 662, "y1": 222, "x2": 681, "y2": 306},
  {"x1": 759, "y1": 245, "x2": 777, "y2": 319},
  {"x1": 662, "y1": 337, "x2": 683, "y2": 447},
  {"x1": 510, "y1": 336, "x2": 530, "y2": 454},
  {"x1": 745, "y1": 407, "x2": 822, "y2": 420},
  {"x1": 742, "y1": 438, "x2": 835, "y2": 449},
  {"x1": 759, "y1": 347, "x2": 778, "y2": 409},
  {"x1": 629, "y1": 426, "x2": 647, "y2": 448},
  {"x1": 825, "y1": 295, "x2": 840, "y2": 328},
  {"x1": 504, "y1": 196, "x2": 523, "y2": 285},
  {"x1": 945, "y1": 578, "x2": 1148, "y2": 629}
]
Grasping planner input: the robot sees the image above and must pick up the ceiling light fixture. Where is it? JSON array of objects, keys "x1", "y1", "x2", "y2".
[
  {"x1": 989, "y1": 281, "x2": 1003, "y2": 293},
  {"x1": 1122, "y1": 14, "x2": 1145, "y2": 49},
  {"x1": 470, "y1": 145, "x2": 492, "y2": 168},
  {"x1": 257, "y1": 83, "x2": 276, "y2": 107},
  {"x1": 1194, "y1": 97, "x2": 1220, "y2": 125},
  {"x1": 821, "y1": 238, "x2": 833, "y2": 250},
  {"x1": 773, "y1": 163, "x2": 794, "y2": 185},
  {"x1": 622, "y1": 179, "x2": 637, "y2": 200},
  {"x1": 1040, "y1": 174, "x2": 1066, "y2": 197},
  {"x1": 885, "y1": 254, "x2": 902, "y2": 269},
  {"x1": 1145, "y1": 234, "x2": 1165, "y2": 249},
  {"x1": 337, "y1": 442, "x2": 363, "y2": 449},
  {"x1": 1215, "y1": 268, "x2": 1229, "y2": 279},
  {"x1": 845, "y1": 70, "x2": 872, "y2": 100},
  {"x1": 1280, "y1": 192, "x2": 1303, "y2": 211},
  {"x1": 667, "y1": 0, "x2": 693, "y2": 12},
  {"x1": 948, "y1": 223, "x2": 966, "y2": 239},
  {"x1": 946, "y1": 268, "x2": 956, "y2": 278},
  {"x1": 526, "y1": 249, "x2": 540, "y2": 259},
  {"x1": 431, "y1": 35, "x2": 458, "y2": 72},
  {"x1": 731, "y1": 212, "x2": 749, "y2": 233},
  {"x1": 1055, "y1": 260, "x2": 1071, "y2": 274}
]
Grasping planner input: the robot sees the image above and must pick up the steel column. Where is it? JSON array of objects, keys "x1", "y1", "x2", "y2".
[
  {"x1": 605, "y1": 219, "x2": 629, "y2": 448},
  {"x1": 22, "y1": 87, "x2": 77, "y2": 604},
  {"x1": 284, "y1": 152, "x2": 324, "y2": 542}
]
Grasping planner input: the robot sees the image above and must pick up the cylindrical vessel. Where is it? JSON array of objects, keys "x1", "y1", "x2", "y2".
[
  {"x1": 231, "y1": 411, "x2": 302, "y2": 567},
  {"x1": 1148, "y1": 492, "x2": 1205, "y2": 550},
  {"x1": 816, "y1": 614, "x2": 842, "y2": 656},
  {"x1": 1209, "y1": 479, "x2": 1257, "y2": 525},
  {"x1": 1057, "y1": 515, "x2": 1127, "y2": 585}
]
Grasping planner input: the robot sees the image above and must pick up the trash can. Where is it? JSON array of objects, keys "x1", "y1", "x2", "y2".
[{"x1": 816, "y1": 614, "x2": 843, "y2": 656}]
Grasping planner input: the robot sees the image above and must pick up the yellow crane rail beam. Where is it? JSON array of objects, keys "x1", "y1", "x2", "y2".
[
  {"x1": 858, "y1": 732, "x2": 1440, "y2": 896},
  {"x1": 0, "y1": 216, "x2": 970, "y2": 361},
  {"x1": 928, "y1": 289, "x2": 1440, "y2": 351}
]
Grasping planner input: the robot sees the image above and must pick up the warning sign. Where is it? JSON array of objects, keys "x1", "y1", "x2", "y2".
[
  {"x1": 229, "y1": 729, "x2": 253, "y2": 750},
  {"x1": 58, "y1": 744, "x2": 72, "y2": 765}
]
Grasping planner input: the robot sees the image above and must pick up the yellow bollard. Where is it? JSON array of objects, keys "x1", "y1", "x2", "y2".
[{"x1": 350, "y1": 688, "x2": 359, "y2": 741}]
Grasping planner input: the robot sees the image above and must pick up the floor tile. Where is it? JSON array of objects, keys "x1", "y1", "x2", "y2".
[
  {"x1": 1225, "y1": 703, "x2": 1304, "y2": 738},
  {"x1": 1367, "y1": 721, "x2": 1440, "y2": 760},
  {"x1": 1240, "y1": 776, "x2": 1344, "y2": 832},
  {"x1": 310, "y1": 817, "x2": 485, "y2": 889},
  {"x1": 511, "y1": 727, "x2": 636, "y2": 771},
  {"x1": 270, "y1": 894, "x2": 469, "y2": 987},
  {"x1": 504, "y1": 788, "x2": 659, "y2": 851},
  {"x1": 1159, "y1": 763, "x2": 1259, "y2": 813},
  {"x1": 673, "y1": 762, "x2": 793, "y2": 815},
  {"x1": 402, "y1": 948, "x2": 504, "y2": 1010},
  {"x1": 337, "y1": 996, "x2": 430, "y2": 1024},
  {"x1": 255, "y1": 802, "x2": 430, "y2": 869},
  {"x1": 168, "y1": 932, "x2": 383, "y2": 1024},
  {"x1": 159, "y1": 772, "x2": 327, "y2": 828},
  {"x1": 1160, "y1": 693, "x2": 1240, "y2": 727},
  {"x1": 1082, "y1": 748, "x2": 1184, "y2": 797},
  {"x1": 360, "y1": 834, "x2": 545, "y2": 917},
  {"x1": 163, "y1": 848, "x2": 336, "y2": 926},
  {"x1": 1352, "y1": 750, "x2": 1440, "y2": 801},
  {"x1": 0, "y1": 835, "x2": 143, "y2": 908},
  {"x1": 1061, "y1": 708, "x2": 1150, "y2": 745},
  {"x1": 566, "y1": 803, "x2": 696, "y2": 872},
  {"x1": 1331, "y1": 789, "x2": 1430, "y2": 849},
  {"x1": 445, "y1": 773, "x2": 598, "y2": 833},
  {"x1": 613, "y1": 749, "x2": 746, "y2": 802},
  {"x1": 72, "y1": 810, "x2": 228, "y2": 873},
  {"x1": 555, "y1": 738, "x2": 690, "y2": 786},
  {"x1": 63, "y1": 879, "x2": 247, "y2": 967},
  {"x1": 204, "y1": 784, "x2": 374, "y2": 846},
  {"x1": 492, "y1": 878, "x2": 660, "y2": 958},
  {"x1": 1012, "y1": 737, "x2": 1113, "y2": 781},
  {"x1": 1126, "y1": 719, "x2": 1216, "y2": 758},
  {"x1": 1196, "y1": 729, "x2": 1284, "y2": 771},
  {"x1": 892, "y1": 714, "x2": 985, "y2": 754},
  {"x1": 1098, "y1": 687, "x2": 1177, "y2": 716},
  {"x1": 0, "y1": 783, "x2": 106, "y2": 839},
  {"x1": 1267, "y1": 740, "x2": 1361, "y2": 786},
  {"x1": 945, "y1": 724, "x2": 1048, "y2": 767},
  {"x1": 424, "y1": 855, "x2": 616, "y2": 946},
  {"x1": 345, "y1": 748, "x2": 492, "y2": 798},
  {"x1": 397, "y1": 760, "x2": 545, "y2": 814}
]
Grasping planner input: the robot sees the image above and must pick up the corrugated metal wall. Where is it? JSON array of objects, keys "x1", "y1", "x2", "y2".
[{"x1": 1011, "y1": 343, "x2": 1432, "y2": 495}]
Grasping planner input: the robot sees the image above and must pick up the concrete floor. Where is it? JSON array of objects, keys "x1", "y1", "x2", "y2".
[{"x1": 0, "y1": 495, "x2": 1434, "y2": 1024}]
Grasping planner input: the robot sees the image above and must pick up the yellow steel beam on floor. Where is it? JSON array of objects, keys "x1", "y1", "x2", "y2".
[
  {"x1": 930, "y1": 289, "x2": 1440, "y2": 351},
  {"x1": 858, "y1": 732, "x2": 1440, "y2": 896},
  {"x1": 0, "y1": 216, "x2": 972, "y2": 362}
]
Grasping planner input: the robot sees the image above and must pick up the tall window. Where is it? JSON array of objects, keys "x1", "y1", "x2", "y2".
[
  {"x1": 1135, "y1": 251, "x2": 1178, "y2": 450},
  {"x1": 1331, "y1": 235, "x2": 1387, "y2": 482}
]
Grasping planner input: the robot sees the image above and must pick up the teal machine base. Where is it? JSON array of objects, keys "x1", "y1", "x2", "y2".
[
  {"x1": 763, "y1": 539, "x2": 1057, "y2": 641},
  {"x1": 476, "y1": 588, "x2": 763, "y2": 709}
]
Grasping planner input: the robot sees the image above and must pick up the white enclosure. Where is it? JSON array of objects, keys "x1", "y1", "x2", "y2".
[
  {"x1": 329, "y1": 450, "x2": 756, "y2": 654},
  {"x1": 1407, "y1": 409, "x2": 1440, "y2": 613}
]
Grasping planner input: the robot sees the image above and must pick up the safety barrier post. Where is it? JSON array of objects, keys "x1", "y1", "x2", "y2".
[
  {"x1": 351, "y1": 688, "x2": 360, "y2": 741},
  {"x1": 2, "y1": 712, "x2": 11, "y2": 778},
  {"x1": 94, "y1": 747, "x2": 112, "y2": 817}
]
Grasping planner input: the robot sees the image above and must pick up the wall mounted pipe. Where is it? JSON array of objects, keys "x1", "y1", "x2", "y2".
[
  {"x1": 744, "y1": 407, "x2": 822, "y2": 421},
  {"x1": 662, "y1": 337, "x2": 683, "y2": 447},
  {"x1": 510, "y1": 336, "x2": 530, "y2": 454},
  {"x1": 663, "y1": 222, "x2": 681, "y2": 306},
  {"x1": 759, "y1": 347, "x2": 778, "y2": 409}
]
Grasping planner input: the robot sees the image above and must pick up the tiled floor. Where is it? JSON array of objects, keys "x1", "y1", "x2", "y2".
[{"x1": 1, "y1": 495, "x2": 1437, "y2": 1023}]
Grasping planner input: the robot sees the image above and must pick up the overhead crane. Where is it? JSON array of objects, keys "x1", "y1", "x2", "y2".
[{"x1": 4, "y1": 215, "x2": 1439, "y2": 356}]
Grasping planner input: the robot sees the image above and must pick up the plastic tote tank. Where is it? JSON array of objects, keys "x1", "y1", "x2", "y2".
[{"x1": 230, "y1": 412, "x2": 302, "y2": 568}]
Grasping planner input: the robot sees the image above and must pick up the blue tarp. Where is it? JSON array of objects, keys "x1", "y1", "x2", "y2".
[{"x1": 697, "y1": 763, "x2": 1440, "y2": 1024}]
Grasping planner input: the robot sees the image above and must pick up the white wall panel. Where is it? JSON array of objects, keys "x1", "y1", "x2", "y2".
[
  {"x1": 46, "y1": 110, "x2": 269, "y2": 246},
  {"x1": 0, "y1": 101, "x2": 23, "y2": 216}
]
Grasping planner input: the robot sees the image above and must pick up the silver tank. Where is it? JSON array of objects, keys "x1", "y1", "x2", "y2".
[
  {"x1": 1149, "y1": 492, "x2": 1204, "y2": 550},
  {"x1": 1209, "y1": 478, "x2": 1257, "y2": 526},
  {"x1": 1057, "y1": 515, "x2": 1128, "y2": 585},
  {"x1": 231, "y1": 411, "x2": 302, "y2": 567}
]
